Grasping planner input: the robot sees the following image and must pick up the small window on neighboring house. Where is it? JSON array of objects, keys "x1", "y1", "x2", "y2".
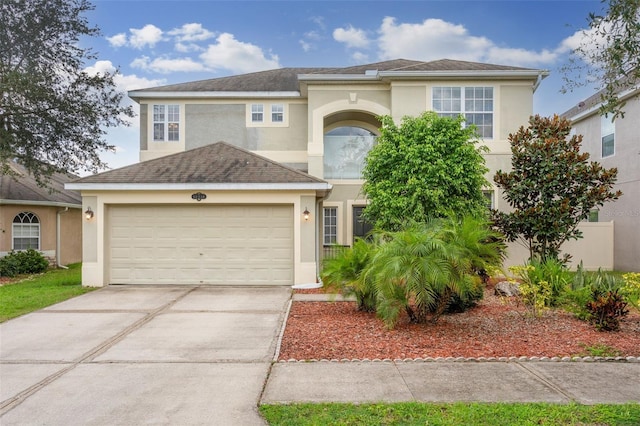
[
  {"x1": 251, "y1": 104, "x2": 264, "y2": 122},
  {"x1": 153, "y1": 104, "x2": 180, "y2": 141},
  {"x1": 323, "y1": 207, "x2": 337, "y2": 245},
  {"x1": 589, "y1": 210, "x2": 599, "y2": 222},
  {"x1": 433, "y1": 86, "x2": 494, "y2": 138},
  {"x1": 271, "y1": 104, "x2": 284, "y2": 122},
  {"x1": 601, "y1": 115, "x2": 615, "y2": 157},
  {"x1": 12, "y1": 212, "x2": 40, "y2": 250},
  {"x1": 483, "y1": 190, "x2": 495, "y2": 210}
]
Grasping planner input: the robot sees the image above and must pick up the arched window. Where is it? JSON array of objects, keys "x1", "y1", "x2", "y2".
[
  {"x1": 323, "y1": 126, "x2": 377, "y2": 179},
  {"x1": 12, "y1": 212, "x2": 40, "y2": 250}
]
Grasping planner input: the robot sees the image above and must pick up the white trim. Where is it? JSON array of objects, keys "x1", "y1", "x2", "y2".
[
  {"x1": 0, "y1": 200, "x2": 81, "y2": 208},
  {"x1": 129, "y1": 90, "x2": 300, "y2": 99},
  {"x1": 66, "y1": 182, "x2": 332, "y2": 191}
]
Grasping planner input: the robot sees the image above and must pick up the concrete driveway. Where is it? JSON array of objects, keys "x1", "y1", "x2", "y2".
[{"x1": 0, "y1": 285, "x2": 291, "y2": 425}]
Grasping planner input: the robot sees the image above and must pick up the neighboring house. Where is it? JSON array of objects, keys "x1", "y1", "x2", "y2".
[
  {"x1": 562, "y1": 86, "x2": 640, "y2": 272},
  {"x1": 1, "y1": 161, "x2": 83, "y2": 266},
  {"x1": 68, "y1": 58, "x2": 550, "y2": 287}
]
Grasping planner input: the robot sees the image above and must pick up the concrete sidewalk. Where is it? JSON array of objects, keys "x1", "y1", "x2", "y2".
[{"x1": 262, "y1": 360, "x2": 640, "y2": 405}]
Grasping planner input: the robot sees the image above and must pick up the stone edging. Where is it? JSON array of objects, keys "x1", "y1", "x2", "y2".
[{"x1": 279, "y1": 356, "x2": 639, "y2": 363}]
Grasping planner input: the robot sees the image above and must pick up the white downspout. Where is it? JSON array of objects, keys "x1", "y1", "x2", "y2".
[{"x1": 56, "y1": 207, "x2": 69, "y2": 269}]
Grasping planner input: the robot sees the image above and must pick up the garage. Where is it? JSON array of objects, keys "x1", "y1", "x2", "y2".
[
  {"x1": 108, "y1": 205, "x2": 293, "y2": 285},
  {"x1": 67, "y1": 142, "x2": 332, "y2": 287}
]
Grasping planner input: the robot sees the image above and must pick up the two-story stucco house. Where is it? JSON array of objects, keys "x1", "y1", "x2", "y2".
[
  {"x1": 563, "y1": 86, "x2": 640, "y2": 271},
  {"x1": 68, "y1": 58, "x2": 549, "y2": 287}
]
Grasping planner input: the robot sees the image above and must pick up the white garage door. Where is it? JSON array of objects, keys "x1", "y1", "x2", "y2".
[{"x1": 108, "y1": 205, "x2": 293, "y2": 285}]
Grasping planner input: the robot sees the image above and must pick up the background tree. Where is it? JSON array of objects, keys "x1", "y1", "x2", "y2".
[
  {"x1": 362, "y1": 111, "x2": 489, "y2": 231},
  {"x1": 493, "y1": 115, "x2": 622, "y2": 262},
  {"x1": 562, "y1": 0, "x2": 640, "y2": 118},
  {"x1": 0, "y1": 0, "x2": 133, "y2": 185}
]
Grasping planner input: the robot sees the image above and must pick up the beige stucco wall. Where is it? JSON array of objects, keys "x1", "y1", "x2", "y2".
[
  {"x1": 503, "y1": 222, "x2": 615, "y2": 270},
  {"x1": 0, "y1": 204, "x2": 82, "y2": 265},
  {"x1": 79, "y1": 190, "x2": 320, "y2": 287}
]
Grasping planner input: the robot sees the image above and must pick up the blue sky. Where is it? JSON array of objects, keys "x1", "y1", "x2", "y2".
[{"x1": 84, "y1": 0, "x2": 606, "y2": 170}]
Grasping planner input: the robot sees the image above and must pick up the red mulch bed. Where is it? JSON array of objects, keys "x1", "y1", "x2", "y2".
[{"x1": 280, "y1": 285, "x2": 640, "y2": 360}]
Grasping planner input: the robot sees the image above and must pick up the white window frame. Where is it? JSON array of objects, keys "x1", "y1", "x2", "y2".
[
  {"x1": 323, "y1": 206, "x2": 338, "y2": 245},
  {"x1": 12, "y1": 212, "x2": 40, "y2": 251},
  {"x1": 271, "y1": 104, "x2": 284, "y2": 122},
  {"x1": 153, "y1": 104, "x2": 180, "y2": 142},
  {"x1": 432, "y1": 86, "x2": 494, "y2": 138},
  {"x1": 251, "y1": 104, "x2": 264, "y2": 123},
  {"x1": 482, "y1": 190, "x2": 495, "y2": 210},
  {"x1": 601, "y1": 115, "x2": 615, "y2": 158}
]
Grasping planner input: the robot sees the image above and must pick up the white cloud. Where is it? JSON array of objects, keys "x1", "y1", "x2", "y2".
[
  {"x1": 175, "y1": 42, "x2": 203, "y2": 53},
  {"x1": 199, "y1": 33, "x2": 280, "y2": 73},
  {"x1": 333, "y1": 25, "x2": 370, "y2": 49},
  {"x1": 300, "y1": 39, "x2": 312, "y2": 52},
  {"x1": 130, "y1": 56, "x2": 206, "y2": 74},
  {"x1": 106, "y1": 33, "x2": 127, "y2": 48},
  {"x1": 305, "y1": 30, "x2": 322, "y2": 41},
  {"x1": 378, "y1": 17, "x2": 492, "y2": 62},
  {"x1": 129, "y1": 24, "x2": 163, "y2": 49},
  {"x1": 168, "y1": 23, "x2": 215, "y2": 42},
  {"x1": 486, "y1": 47, "x2": 559, "y2": 67},
  {"x1": 351, "y1": 51, "x2": 370, "y2": 63}
]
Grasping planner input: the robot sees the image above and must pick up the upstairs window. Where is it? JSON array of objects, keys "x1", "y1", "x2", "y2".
[
  {"x1": 13, "y1": 212, "x2": 40, "y2": 250},
  {"x1": 153, "y1": 104, "x2": 180, "y2": 141},
  {"x1": 601, "y1": 115, "x2": 615, "y2": 158},
  {"x1": 251, "y1": 104, "x2": 264, "y2": 122},
  {"x1": 433, "y1": 86, "x2": 494, "y2": 138},
  {"x1": 323, "y1": 126, "x2": 377, "y2": 179},
  {"x1": 271, "y1": 104, "x2": 284, "y2": 122}
]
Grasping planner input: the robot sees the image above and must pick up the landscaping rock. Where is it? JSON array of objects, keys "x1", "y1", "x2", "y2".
[{"x1": 494, "y1": 281, "x2": 521, "y2": 297}]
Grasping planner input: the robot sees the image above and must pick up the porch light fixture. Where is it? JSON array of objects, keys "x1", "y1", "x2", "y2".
[
  {"x1": 303, "y1": 207, "x2": 310, "y2": 221},
  {"x1": 84, "y1": 207, "x2": 94, "y2": 220}
]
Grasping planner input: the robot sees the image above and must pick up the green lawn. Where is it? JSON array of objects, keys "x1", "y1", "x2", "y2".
[
  {"x1": 0, "y1": 263, "x2": 95, "y2": 322},
  {"x1": 260, "y1": 402, "x2": 640, "y2": 426}
]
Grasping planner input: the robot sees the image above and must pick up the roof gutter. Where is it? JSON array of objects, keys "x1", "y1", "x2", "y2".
[
  {"x1": 0, "y1": 199, "x2": 81, "y2": 208},
  {"x1": 128, "y1": 90, "x2": 301, "y2": 100},
  {"x1": 65, "y1": 182, "x2": 333, "y2": 191}
]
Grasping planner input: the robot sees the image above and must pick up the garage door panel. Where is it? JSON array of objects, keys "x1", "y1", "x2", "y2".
[{"x1": 109, "y1": 205, "x2": 293, "y2": 285}]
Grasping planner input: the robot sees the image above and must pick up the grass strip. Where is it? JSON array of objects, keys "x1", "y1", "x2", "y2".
[
  {"x1": 0, "y1": 263, "x2": 95, "y2": 322},
  {"x1": 260, "y1": 402, "x2": 640, "y2": 426}
]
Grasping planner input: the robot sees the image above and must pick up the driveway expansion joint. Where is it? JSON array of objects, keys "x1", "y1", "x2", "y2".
[
  {"x1": 1, "y1": 286, "x2": 198, "y2": 416},
  {"x1": 514, "y1": 362, "x2": 581, "y2": 402}
]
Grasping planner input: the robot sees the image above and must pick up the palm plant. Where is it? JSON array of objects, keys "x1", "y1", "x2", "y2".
[
  {"x1": 320, "y1": 238, "x2": 378, "y2": 312},
  {"x1": 368, "y1": 215, "x2": 504, "y2": 329}
]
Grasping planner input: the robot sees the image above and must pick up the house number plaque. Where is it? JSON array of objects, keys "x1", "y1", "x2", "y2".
[{"x1": 191, "y1": 192, "x2": 207, "y2": 201}]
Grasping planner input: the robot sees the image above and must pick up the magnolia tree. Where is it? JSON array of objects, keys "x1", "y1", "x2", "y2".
[
  {"x1": 362, "y1": 112, "x2": 489, "y2": 231},
  {"x1": 492, "y1": 115, "x2": 622, "y2": 262},
  {"x1": 0, "y1": 0, "x2": 134, "y2": 185}
]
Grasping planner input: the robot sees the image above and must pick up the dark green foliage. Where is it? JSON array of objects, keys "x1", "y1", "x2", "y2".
[
  {"x1": 493, "y1": 115, "x2": 621, "y2": 263},
  {"x1": 369, "y1": 215, "x2": 504, "y2": 328},
  {"x1": 0, "y1": 0, "x2": 134, "y2": 186},
  {"x1": 321, "y1": 239, "x2": 378, "y2": 312},
  {"x1": 586, "y1": 288, "x2": 629, "y2": 331},
  {"x1": 362, "y1": 112, "x2": 489, "y2": 232},
  {"x1": 0, "y1": 249, "x2": 49, "y2": 277}
]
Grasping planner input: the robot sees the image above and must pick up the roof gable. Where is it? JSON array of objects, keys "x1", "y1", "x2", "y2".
[{"x1": 71, "y1": 142, "x2": 327, "y2": 185}]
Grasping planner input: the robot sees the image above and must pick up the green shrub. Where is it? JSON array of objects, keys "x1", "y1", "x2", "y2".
[
  {"x1": 0, "y1": 249, "x2": 50, "y2": 277},
  {"x1": 321, "y1": 238, "x2": 378, "y2": 312},
  {"x1": 369, "y1": 215, "x2": 504, "y2": 328}
]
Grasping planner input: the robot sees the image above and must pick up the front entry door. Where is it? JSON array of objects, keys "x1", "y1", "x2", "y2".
[{"x1": 353, "y1": 206, "x2": 373, "y2": 241}]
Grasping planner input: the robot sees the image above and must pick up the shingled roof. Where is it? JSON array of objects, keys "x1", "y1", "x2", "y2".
[
  {"x1": 70, "y1": 142, "x2": 327, "y2": 186},
  {"x1": 130, "y1": 59, "x2": 542, "y2": 94},
  {"x1": 1, "y1": 161, "x2": 81, "y2": 206}
]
